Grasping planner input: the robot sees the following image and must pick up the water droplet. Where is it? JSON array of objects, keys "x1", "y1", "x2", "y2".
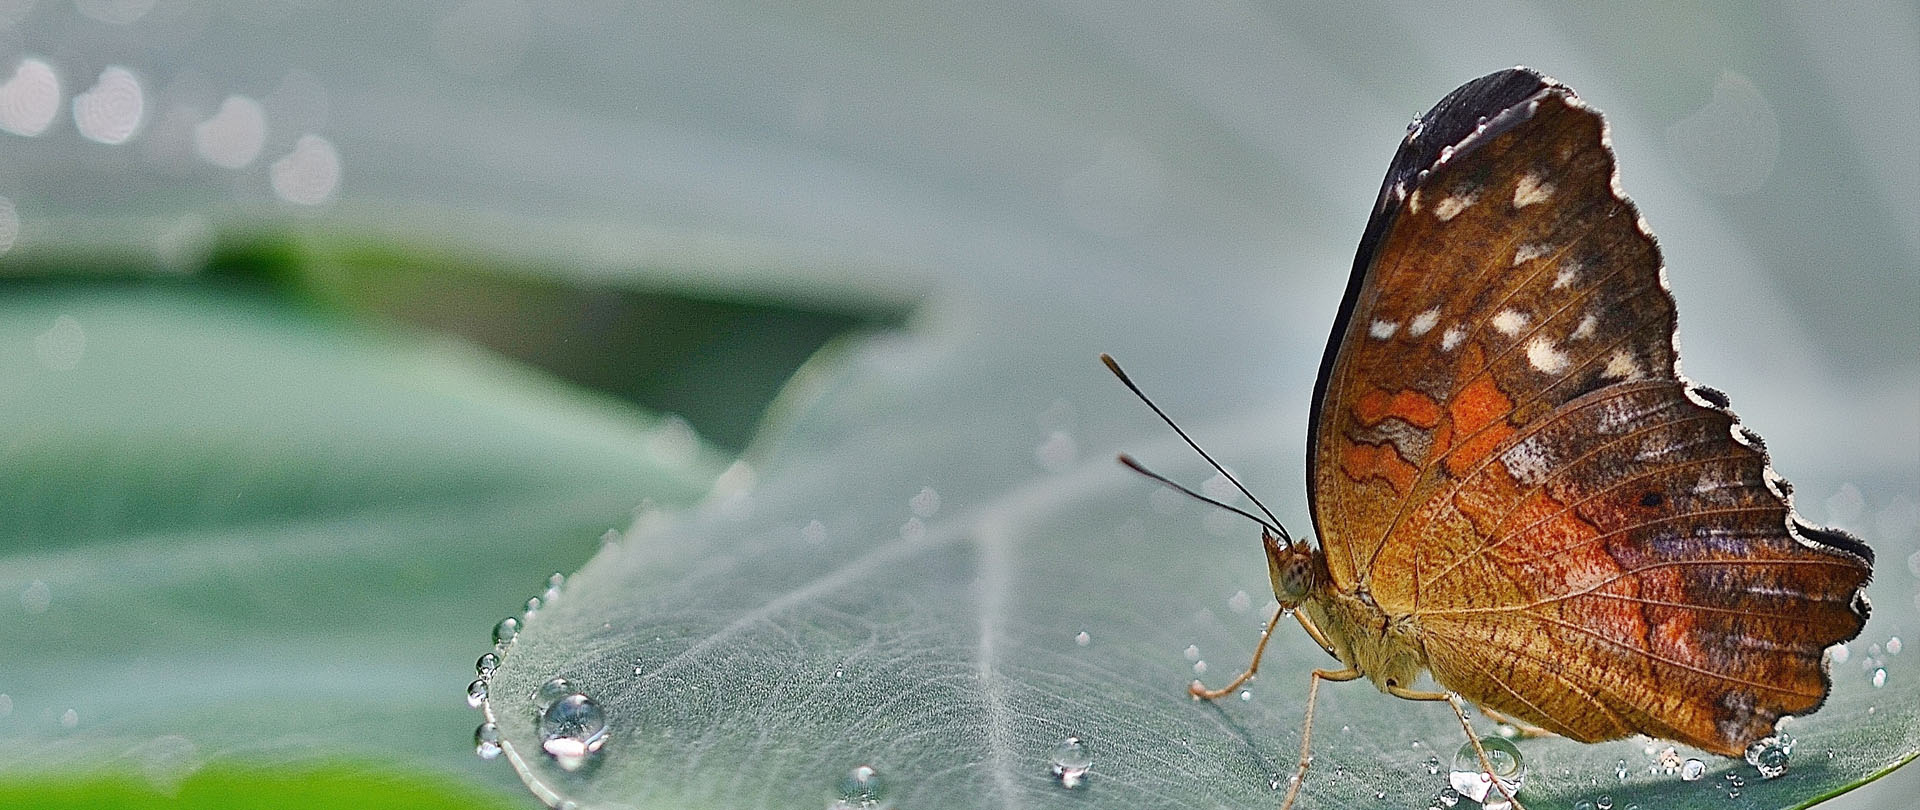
[
  {"x1": 270, "y1": 134, "x2": 342, "y2": 206},
  {"x1": 1239, "y1": 690, "x2": 1252, "y2": 702},
  {"x1": 1424, "y1": 756, "x2": 1442, "y2": 775},
  {"x1": 1075, "y1": 631, "x2": 1090, "y2": 646},
  {"x1": 1655, "y1": 746, "x2": 1681, "y2": 774},
  {"x1": 909, "y1": 486, "x2": 940, "y2": 518},
  {"x1": 476, "y1": 652, "x2": 499, "y2": 678},
  {"x1": 1597, "y1": 796, "x2": 1614, "y2": 810},
  {"x1": 1050, "y1": 736, "x2": 1092, "y2": 788},
  {"x1": 543, "y1": 572, "x2": 565, "y2": 602},
  {"x1": 1228, "y1": 590, "x2": 1251, "y2": 613},
  {"x1": 59, "y1": 708, "x2": 78, "y2": 728},
  {"x1": 1448, "y1": 737, "x2": 1524, "y2": 803},
  {"x1": 193, "y1": 95, "x2": 266, "y2": 169},
  {"x1": 899, "y1": 517, "x2": 925, "y2": 542},
  {"x1": 1435, "y1": 786, "x2": 1461, "y2": 806},
  {"x1": 1192, "y1": 660, "x2": 1207, "y2": 675},
  {"x1": 1035, "y1": 430, "x2": 1077, "y2": 471},
  {"x1": 474, "y1": 722, "x2": 502, "y2": 759},
  {"x1": 1615, "y1": 759, "x2": 1628, "y2": 781},
  {"x1": 1830, "y1": 643, "x2": 1850, "y2": 663},
  {"x1": 524, "y1": 596, "x2": 542, "y2": 616},
  {"x1": 1872, "y1": 667, "x2": 1887, "y2": 688},
  {"x1": 1889, "y1": 636, "x2": 1903, "y2": 655},
  {"x1": 802, "y1": 519, "x2": 827, "y2": 544},
  {"x1": 1680, "y1": 758, "x2": 1706, "y2": 781},
  {"x1": 72, "y1": 65, "x2": 145, "y2": 145},
  {"x1": 539, "y1": 693, "x2": 609, "y2": 769},
  {"x1": 836, "y1": 764, "x2": 885, "y2": 806},
  {"x1": 1375, "y1": 790, "x2": 1387, "y2": 799},
  {"x1": 466, "y1": 679, "x2": 488, "y2": 708},
  {"x1": 1574, "y1": 801, "x2": 1595, "y2": 810},
  {"x1": 1744, "y1": 733, "x2": 1793, "y2": 779},
  {"x1": 493, "y1": 616, "x2": 520, "y2": 646},
  {"x1": 0, "y1": 58, "x2": 62, "y2": 137},
  {"x1": 1183, "y1": 644, "x2": 1200, "y2": 661},
  {"x1": 534, "y1": 677, "x2": 573, "y2": 710}
]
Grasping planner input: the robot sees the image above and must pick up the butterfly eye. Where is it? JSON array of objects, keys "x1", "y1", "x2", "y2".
[{"x1": 1267, "y1": 551, "x2": 1317, "y2": 605}]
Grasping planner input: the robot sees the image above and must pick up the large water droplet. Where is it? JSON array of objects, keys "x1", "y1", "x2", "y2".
[
  {"x1": 1050, "y1": 736, "x2": 1091, "y2": 788},
  {"x1": 1448, "y1": 736, "x2": 1524, "y2": 803},
  {"x1": 476, "y1": 652, "x2": 499, "y2": 678},
  {"x1": 1680, "y1": 758, "x2": 1706, "y2": 781},
  {"x1": 835, "y1": 764, "x2": 885, "y2": 807},
  {"x1": 474, "y1": 722, "x2": 502, "y2": 759},
  {"x1": 534, "y1": 677, "x2": 574, "y2": 710},
  {"x1": 1596, "y1": 795, "x2": 1614, "y2": 810},
  {"x1": 540, "y1": 693, "x2": 609, "y2": 769},
  {"x1": 493, "y1": 616, "x2": 520, "y2": 646},
  {"x1": 909, "y1": 486, "x2": 940, "y2": 518},
  {"x1": 1744, "y1": 733, "x2": 1793, "y2": 779},
  {"x1": 466, "y1": 679, "x2": 488, "y2": 708}
]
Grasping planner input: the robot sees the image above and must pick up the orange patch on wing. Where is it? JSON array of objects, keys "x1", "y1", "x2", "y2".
[
  {"x1": 1353, "y1": 387, "x2": 1445, "y2": 428},
  {"x1": 1445, "y1": 376, "x2": 1515, "y2": 477},
  {"x1": 1342, "y1": 440, "x2": 1419, "y2": 493}
]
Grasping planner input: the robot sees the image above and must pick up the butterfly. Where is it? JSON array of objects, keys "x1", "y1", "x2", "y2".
[{"x1": 1106, "y1": 67, "x2": 1873, "y2": 810}]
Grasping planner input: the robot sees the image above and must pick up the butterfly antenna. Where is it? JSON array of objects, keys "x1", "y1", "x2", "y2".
[
  {"x1": 1101, "y1": 353, "x2": 1292, "y2": 542},
  {"x1": 1116, "y1": 453, "x2": 1281, "y2": 535}
]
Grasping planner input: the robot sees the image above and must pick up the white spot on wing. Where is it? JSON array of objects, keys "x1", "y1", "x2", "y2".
[
  {"x1": 1491, "y1": 309, "x2": 1529, "y2": 336},
  {"x1": 1369, "y1": 319, "x2": 1398, "y2": 339},
  {"x1": 1500, "y1": 435, "x2": 1555, "y2": 485},
  {"x1": 1553, "y1": 259, "x2": 1582, "y2": 289},
  {"x1": 1603, "y1": 349, "x2": 1642, "y2": 380},
  {"x1": 1408, "y1": 307, "x2": 1441, "y2": 337},
  {"x1": 1512, "y1": 242, "x2": 1550, "y2": 265},
  {"x1": 1440, "y1": 325, "x2": 1466, "y2": 351},
  {"x1": 1434, "y1": 192, "x2": 1477, "y2": 221},
  {"x1": 1526, "y1": 336, "x2": 1569, "y2": 374},
  {"x1": 1571, "y1": 313, "x2": 1598, "y2": 340},
  {"x1": 1514, "y1": 171, "x2": 1555, "y2": 208},
  {"x1": 1407, "y1": 188, "x2": 1422, "y2": 213}
]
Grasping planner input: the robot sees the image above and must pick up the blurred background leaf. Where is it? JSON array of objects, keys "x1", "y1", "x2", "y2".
[{"x1": 0, "y1": 1, "x2": 1914, "y2": 808}]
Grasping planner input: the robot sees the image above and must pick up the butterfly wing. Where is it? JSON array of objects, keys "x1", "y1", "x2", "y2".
[{"x1": 1308, "y1": 69, "x2": 1873, "y2": 755}]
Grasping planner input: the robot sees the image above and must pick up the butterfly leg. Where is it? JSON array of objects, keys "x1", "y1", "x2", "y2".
[
  {"x1": 1386, "y1": 687, "x2": 1528, "y2": 810},
  {"x1": 1475, "y1": 704, "x2": 1554, "y2": 739},
  {"x1": 1277, "y1": 667, "x2": 1362, "y2": 810},
  {"x1": 1189, "y1": 604, "x2": 1291, "y2": 700}
]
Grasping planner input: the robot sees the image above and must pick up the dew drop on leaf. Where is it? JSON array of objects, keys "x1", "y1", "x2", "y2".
[
  {"x1": 540, "y1": 693, "x2": 610, "y2": 770},
  {"x1": 1680, "y1": 758, "x2": 1706, "y2": 781},
  {"x1": 466, "y1": 678, "x2": 488, "y2": 708},
  {"x1": 1744, "y1": 733, "x2": 1793, "y2": 779},
  {"x1": 1049, "y1": 736, "x2": 1091, "y2": 788},
  {"x1": 474, "y1": 722, "x2": 502, "y2": 760},
  {"x1": 493, "y1": 616, "x2": 520, "y2": 645},
  {"x1": 1449, "y1": 736, "x2": 1524, "y2": 803},
  {"x1": 535, "y1": 677, "x2": 573, "y2": 710},
  {"x1": 836, "y1": 764, "x2": 885, "y2": 806},
  {"x1": 475, "y1": 653, "x2": 499, "y2": 678}
]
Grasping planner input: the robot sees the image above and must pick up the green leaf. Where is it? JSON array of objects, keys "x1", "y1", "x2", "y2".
[
  {"x1": 486, "y1": 319, "x2": 1919, "y2": 809},
  {"x1": 0, "y1": 282, "x2": 726, "y2": 797}
]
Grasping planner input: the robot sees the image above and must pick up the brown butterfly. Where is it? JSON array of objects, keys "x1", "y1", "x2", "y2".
[{"x1": 1107, "y1": 67, "x2": 1872, "y2": 809}]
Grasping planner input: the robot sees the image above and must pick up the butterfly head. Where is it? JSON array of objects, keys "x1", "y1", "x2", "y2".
[{"x1": 1263, "y1": 529, "x2": 1325, "y2": 607}]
